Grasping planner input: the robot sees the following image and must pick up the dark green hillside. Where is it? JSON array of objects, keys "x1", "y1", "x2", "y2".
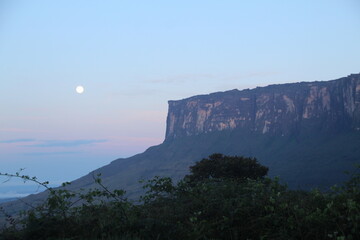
[
  {"x1": 66, "y1": 128, "x2": 360, "y2": 197},
  {"x1": 2, "y1": 128, "x2": 359, "y2": 218}
]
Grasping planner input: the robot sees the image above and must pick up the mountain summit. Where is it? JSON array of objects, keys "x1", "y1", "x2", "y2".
[
  {"x1": 166, "y1": 73, "x2": 360, "y2": 140},
  {"x1": 68, "y1": 73, "x2": 360, "y2": 193},
  {"x1": 3, "y1": 73, "x2": 360, "y2": 214}
]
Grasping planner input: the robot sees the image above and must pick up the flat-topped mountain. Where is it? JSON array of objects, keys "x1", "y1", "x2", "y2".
[
  {"x1": 2, "y1": 73, "x2": 360, "y2": 215},
  {"x1": 166, "y1": 74, "x2": 360, "y2": 140}
]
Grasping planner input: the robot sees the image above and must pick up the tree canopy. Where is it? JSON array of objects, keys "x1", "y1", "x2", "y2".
[{"x1": 186, "y1": 153, "x2": 269, "y2": 182}]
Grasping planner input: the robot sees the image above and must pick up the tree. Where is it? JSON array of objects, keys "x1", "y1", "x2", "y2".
[{"x1": 186, "y1": 153, "x2": 268, "y2": 182}]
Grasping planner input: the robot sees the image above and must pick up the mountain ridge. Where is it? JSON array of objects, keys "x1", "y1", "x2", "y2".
[
  {"x1": 66, "y1": 72, "x2": 360, "y2": 195},
  {"x1": 2, "y1": 73, "x2": 360, "y2": 215},
  {"x1": 166, "y1": 73, "x2": 360, "y2": 140}
]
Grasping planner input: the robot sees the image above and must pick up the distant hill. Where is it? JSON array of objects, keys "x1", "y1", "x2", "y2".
[
  {"x1": 2, "y1": 73, "x2": 360, "y2": 214},
  {"x1": 0, "y1": 198, "x2": 18, "y2": 204}
]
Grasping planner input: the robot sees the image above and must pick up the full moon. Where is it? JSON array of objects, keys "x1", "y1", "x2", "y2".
[{"x1": 76, "y1": 85, "x2": 84, "y2": 94}]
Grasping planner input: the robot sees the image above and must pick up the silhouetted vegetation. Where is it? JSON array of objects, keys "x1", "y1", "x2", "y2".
[
  {"x1": 1, "y1": 154, "x2": 360, "y2": 239},
  {"x1": 186, "y1": 153, "x2": 268, "y2": 182}
]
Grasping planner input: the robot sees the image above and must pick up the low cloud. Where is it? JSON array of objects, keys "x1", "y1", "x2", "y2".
[
  {"x1": 0, "y1": 139, "x2": 36, "y2": 143},
  {"x1": 0, "y1": 139, "x2": 107, "y2": 148},
  {"x1": 30, "y1": 139, "x2": 107, "y2": 148},
  {"x1": 24, "y1": 151, "x2": 81, "y2": 156}
]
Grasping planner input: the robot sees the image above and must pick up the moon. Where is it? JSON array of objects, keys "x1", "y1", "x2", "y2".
[{"x1": 76, "y1": 85, "x2": 84, "y2": 94}]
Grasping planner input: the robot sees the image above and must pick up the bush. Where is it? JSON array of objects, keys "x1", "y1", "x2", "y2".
[{"x1": 1, "y1": 155, "x2": 360, "y2": 239}]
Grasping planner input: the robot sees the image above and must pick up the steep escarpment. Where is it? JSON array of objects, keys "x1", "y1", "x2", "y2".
[
  {"x1": 166, "y1": 74, "x2": 360, "y2": 140},
  {"x1": 3, "y1": 73, "x2": 360, "y2": 216}
]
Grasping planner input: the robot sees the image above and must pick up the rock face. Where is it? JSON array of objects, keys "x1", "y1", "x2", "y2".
[
  {"x1": 3, "y1": 73, "x2": 360, "y2": 216},
  {"x1": 166, "y1": 74, "x2": 360, "y2": 140}
]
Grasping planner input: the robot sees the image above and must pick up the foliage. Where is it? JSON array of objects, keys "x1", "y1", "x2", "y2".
[
  {"x1": 0, "y1": 172, "x2": 135, "y2": 240},
  {"x1": 186, "y1": 153, "x2": 269, "y2": 182},
  {"x1": 1, "y1": 155, "x2": 360, "y2": 239}
]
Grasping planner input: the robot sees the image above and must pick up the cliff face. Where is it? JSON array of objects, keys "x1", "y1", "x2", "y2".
[
  {"x1": 166, "y1": 74, "x2": 360, "y2": 140},
  {"x1": 3, "y1": 73, "x2": 360, "y2": 215}
]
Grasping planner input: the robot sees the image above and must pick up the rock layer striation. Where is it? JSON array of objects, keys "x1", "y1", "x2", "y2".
[{"x1": 166, "y1": 74, "x2": 360, "y2": 140}]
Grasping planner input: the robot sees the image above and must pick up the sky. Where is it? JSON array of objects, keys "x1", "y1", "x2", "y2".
[{"x1": 1, "y1": 0, "x2": 360, "y2": 198}]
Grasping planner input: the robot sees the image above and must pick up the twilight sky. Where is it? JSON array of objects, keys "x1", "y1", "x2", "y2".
[{"x1": 1, "y1": 0, "x2": 360, "y2": 197}]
